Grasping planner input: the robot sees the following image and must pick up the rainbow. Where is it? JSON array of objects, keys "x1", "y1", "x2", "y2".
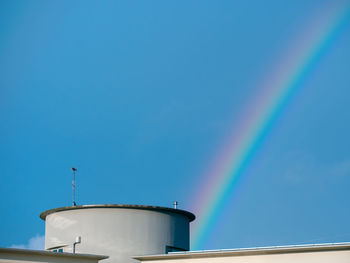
[{"x1": 191, "y1": 2, "x2": 350, "y2": 250}]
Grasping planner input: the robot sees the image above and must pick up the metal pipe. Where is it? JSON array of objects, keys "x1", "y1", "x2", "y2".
[{"x1": 72, "y1": 236, "x2": 81, "y2": 254}]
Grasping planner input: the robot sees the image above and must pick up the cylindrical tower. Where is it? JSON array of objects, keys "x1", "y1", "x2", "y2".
[{"x1": 40, "y1": 204, "x2": 195, "y2": 263}]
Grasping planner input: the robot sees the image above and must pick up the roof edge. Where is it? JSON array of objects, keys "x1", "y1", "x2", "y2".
[
  {"x1": 0, "y1": 247, "x2": 108, "y2": 260},
  {"x1": 40, "y1": 204, "x2": 195, "y2": 222},
  {"x1": 134, "y1": 242, "x2": 350, "y2": 261}
]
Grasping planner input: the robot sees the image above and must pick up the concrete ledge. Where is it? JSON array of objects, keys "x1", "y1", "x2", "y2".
[
  {"x1": 0, "y1": 247, "x2": 108, "y2": 261},
  {"x1": 134, "y1": 242, "x2": 350, "y2": 260}
]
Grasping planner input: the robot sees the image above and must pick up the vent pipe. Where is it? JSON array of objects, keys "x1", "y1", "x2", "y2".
[{"x1": 72, "y1": 236, "x2": 81, "y2": 253}]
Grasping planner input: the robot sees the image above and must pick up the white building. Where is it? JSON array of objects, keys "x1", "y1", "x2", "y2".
[
  {"x1": 2, "y1": 204, "x2": 350, "y2": 263},
  {"x1": 40, "y1": 204, "x2": 195, "y2": 263}
]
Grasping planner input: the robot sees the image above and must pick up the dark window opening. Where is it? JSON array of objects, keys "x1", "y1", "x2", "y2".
[
  {"x1": 52, "y1": 248, "x2": 64, "y2": 253},
  {"x1": 165, "y1": 245, "x2": 187, "y2": 254}
]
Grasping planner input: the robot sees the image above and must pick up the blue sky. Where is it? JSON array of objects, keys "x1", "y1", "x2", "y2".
[{"x1": 1, "y1": 0, "x2": 350, "y2": 251}]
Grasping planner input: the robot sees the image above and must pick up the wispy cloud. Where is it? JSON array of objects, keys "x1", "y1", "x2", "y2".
[
  {"x1": 10, "y1": 235, "x2": 45, "y2": 250},
  {"x1": 328, "y1": 159, "x2": 350, "y2": 178},
  {"x1": 283, "y1": 152, "x2": 350, "y2": 185}
]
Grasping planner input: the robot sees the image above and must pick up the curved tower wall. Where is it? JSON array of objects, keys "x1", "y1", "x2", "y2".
[{"x1": 41, "y1": 205, "x2": 195, "y2": 263}]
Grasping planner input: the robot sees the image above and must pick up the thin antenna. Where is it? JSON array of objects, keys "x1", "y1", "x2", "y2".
[{"x1": 72, "y1": 167, "x2": 77, "y2": 206}]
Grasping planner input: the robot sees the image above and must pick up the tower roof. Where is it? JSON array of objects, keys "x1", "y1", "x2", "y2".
[{"x1": 40, "y1": 204, "x2": 196, "y2": 222}]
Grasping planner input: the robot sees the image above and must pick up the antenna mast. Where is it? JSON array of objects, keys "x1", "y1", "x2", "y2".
[{"x1": 72, "y1": 167, "x2": 77, "y2": 206}]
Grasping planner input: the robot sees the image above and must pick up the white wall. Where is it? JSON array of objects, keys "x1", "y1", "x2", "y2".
[{"x1": 45, "y1": 207, "x2": 191, "y2": 263}]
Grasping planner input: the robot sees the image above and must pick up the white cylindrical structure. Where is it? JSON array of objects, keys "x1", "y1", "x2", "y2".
[{"x1": 40, "y1": 205, "x2": 195, "y2": 263}]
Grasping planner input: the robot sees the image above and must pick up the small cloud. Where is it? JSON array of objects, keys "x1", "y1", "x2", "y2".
[
  {"x1": 328, "y1": 159, "x2": 350, "y2": 177},
  {"x1": 10, "y1": 235, "x2": 45, "y2": 250},
  {"x1": 282, "y1": 152, "x2": 317, "y2": 184},
  {"x1": 282, "y1": 153, "x2": 350, "y2": 186},
  {"x1": 10, "y1": 244, "x2": 26, "y2": 249}
]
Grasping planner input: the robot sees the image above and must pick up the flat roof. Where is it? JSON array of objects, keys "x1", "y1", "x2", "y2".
[
  {"x1": 134, "y1": 242, "x2": 350, "y2": 261},
  {"x1": 40, "y1": 204, "x2": 195, "y2": 222},
  {"x1": 0, "y1": 247, "x2": 108, "y2": 260}
]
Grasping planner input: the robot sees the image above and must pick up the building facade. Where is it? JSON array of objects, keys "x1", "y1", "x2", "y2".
[
  {"x1": 40, "y1": 204, "x2": 195, "y2": 263},
  {"x1": 2, "y1": 204, "x2": 350, "y2": 263}
]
